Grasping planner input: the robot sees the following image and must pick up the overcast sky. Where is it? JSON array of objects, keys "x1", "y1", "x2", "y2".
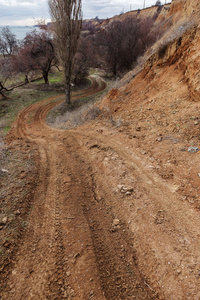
[{"x1": 0, "y1": 0, "x2": 171, "y2": 26}]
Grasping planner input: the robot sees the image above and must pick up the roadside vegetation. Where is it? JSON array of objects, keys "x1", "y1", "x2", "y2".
[
  {"x1": 0, "y1": 7, "x2": 165, "y2": 134},
  {"x1": 0, "y1": 73, "x2": 64, "y2": 134},
  {"x1": 0, "y1": 3, "x2": 164, "y2": 97}
]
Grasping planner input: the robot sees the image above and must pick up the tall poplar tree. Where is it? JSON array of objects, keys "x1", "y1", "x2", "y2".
[{"x1": 48, "y1": 0, "x2": 82, "y2": 104}]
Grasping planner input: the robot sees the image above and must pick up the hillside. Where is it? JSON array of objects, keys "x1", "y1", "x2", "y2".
[
  {"x1": 1, "y1": 0, "x2": 200, "y2": 299},
  {"x1": 93, "y1": 1, "x2": 200, "y2": 297}
]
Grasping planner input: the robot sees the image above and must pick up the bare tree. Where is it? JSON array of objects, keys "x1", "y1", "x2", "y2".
[
  {"x1": 96, "y1": 15, "x2": 161, "y2": 76},
  {"x1": 21, "y1": 29, "x2": 56, "y2": 84},
  {"x1": 0, "y1": 58, "x2": 12, "y2": 99},
  {"x1": 0, "y1": 27, "x2": 18, "y2": 57},
  {"x1": 48, "y1": 0, "x2": 82, "y2": 104}
]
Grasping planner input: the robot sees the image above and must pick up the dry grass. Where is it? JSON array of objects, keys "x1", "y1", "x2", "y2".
[{"x1": 47, "y1": 101, "x2": 103, "y2": 129}]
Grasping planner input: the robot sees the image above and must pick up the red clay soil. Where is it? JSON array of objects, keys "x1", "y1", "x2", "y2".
[
  {"x1": 0, "y1": 78, "x2": 156, "y2": 299},
  {"x1": 1, "y1": 22, "x2": 200, "y2": 300}
]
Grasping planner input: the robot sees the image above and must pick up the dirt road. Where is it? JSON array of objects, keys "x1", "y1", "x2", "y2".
[
  {"x1": 1, "y1": 74, "x2": 200, "y2": 299},
  {"x1": 0, "y1": 78, "x2": 156, "y2": 299}
]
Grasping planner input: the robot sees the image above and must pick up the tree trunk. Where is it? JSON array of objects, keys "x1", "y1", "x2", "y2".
[
  {"x1": 0, "y1": 82, "x2": 7, "y2": 99},
  {"x1": 0, "y1": 89, "x2": 7, "y2": 100},
  {"x1": 65, "y1": 64, "x2": 72, "y2": 104},
  {"x1": 113, "y1": 63, "x2": 117, "y2": 77},
  {"x1": 43, "y1": 72, "x2": 49, "y2": 84},
  {"x1": 25, "y1": 75, "x2": 29, "y2": 84},
  {"x1": 65, "y1": 83, "x2": 71, "y2": 104}
]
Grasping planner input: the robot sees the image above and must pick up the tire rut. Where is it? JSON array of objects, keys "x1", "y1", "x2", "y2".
[
  {"x1": 1, "y1": 77, "x2": 157, "y2": 299},
  {"x1": 71, "y1": 127, "x2": 200, "y2": 299}
]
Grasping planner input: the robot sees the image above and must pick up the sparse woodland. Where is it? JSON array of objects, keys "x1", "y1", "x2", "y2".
[{"x1": 0, "y1": 7, "x2": 163, "y2": 99}]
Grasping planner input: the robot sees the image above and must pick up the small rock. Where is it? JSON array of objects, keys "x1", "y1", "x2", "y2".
[
  {"x1": 113, "y1": 219, "x2": 120, "y2": 226},
  {"x1": 14, "y1": 210, "x2": 21, "y2": 215},
  {"x1": 63, "y1": 291, "x2": 68, "y2": 298},
  {"x1": 173, "y1": 185, "x2": 180, "y2": 192},
  {"x1": 188, "y1": 146, "x2": 199, "y2": 153},
  {"x1": 117, "y1": 185, "x2": 124, "y2": 190},
  {"x1": 194, "y1": 121, "x2": 199, "y2": 125},
  {"x1": 141, "y1": 150, "x2": 147, "y2": 155},
  {"x1": 1, "y1": 169, "x2": 9, "y2": 173},
  {"x1": 177, "y1": 269, "x2": 181, "y2": 275},
  {"x1": 126, "y1": 191, "x2": 132, "y2": 196},
  {"x1": 12, "y1": 270, "x2": 17, "y2": 276},
  {"x1": 121, "y1": 188, "x2": 128, "y2": 193},
  {"x1": 157, "y1": 136, "x2": 163, "y2": 142},
  {"x1": 198, "y1": 173, "x2": 200, "y2": 177},
  {"x1": 1, "y1": 217, "x2": 8, "y2": 225},
  {"x1": 66, "y1": 271, "x2": 71, "y2": 277}
]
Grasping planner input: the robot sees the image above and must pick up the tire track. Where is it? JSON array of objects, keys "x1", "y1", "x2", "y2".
[
  {"x1": 1, "y1": 77, "x2": 157, "y2": 299},
  {"x1": 71, "y1": 127, "x2": 200, "y2": 299}
]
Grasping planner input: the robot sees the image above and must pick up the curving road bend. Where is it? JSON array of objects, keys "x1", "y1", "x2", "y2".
[
  {"x1": 2, "y1": 73, "x2": 199, "y2": 299},
  {"x1": 1, "y1": 77, "x2": 155, "y2": 299}
]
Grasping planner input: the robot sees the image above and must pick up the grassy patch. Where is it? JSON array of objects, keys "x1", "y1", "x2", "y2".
[
  {"x1": 5, "y1": 74, "x2": 25, "y2": 89},
  {"x1": 3, "y1": 126, "x2": 10, "y2": 134},
  {"x1": 0, "y1": 84, "x2": 64, "y2": 136},
  {"x1": 34, "y1": 71, "x2": 64, "y2": 85}
]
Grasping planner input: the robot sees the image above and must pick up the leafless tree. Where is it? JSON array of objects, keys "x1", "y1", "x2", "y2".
[
  {"x1": 97, "y1": 16, "x2": 161, "y2": 76},
  {"x1": 0, "y1": 58, "x2": 12, "y2": 99},
  {"x1": 20, "y1": 29, "x2": 56, "y2": 84},
  {"x1": 0, "y1": 27, "x2": 18, "y2": 57},
  {"x1": 48, "y1": 0, "x2": 82, "y2": 104}
]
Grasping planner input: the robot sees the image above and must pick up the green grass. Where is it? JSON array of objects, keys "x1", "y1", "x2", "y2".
[
  {"x1": 3, "y1": 125, "x2": 10, "y2": 134},
  {"x1": 0, "y1": 85, "x2": 64, "y2": 135},
  {"x1": 34, "y1": 71, "x2": 64, "y2": 85},
  {"x1": 5, "y1": 74, "x2": 25, "y2": 88},
  {"x1": 0, "y1": 71, "x2": 111, "y2": 135},
  {"x1": 4, "y1": 70, "x2": 63, "y2": 89}
]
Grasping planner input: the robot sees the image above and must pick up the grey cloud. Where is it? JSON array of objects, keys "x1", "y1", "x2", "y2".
[
  {"x1": 82, "y1": 0, "x2": 166, "y2": 19},
  {"x1": 0, "y1": 0, "x2": 49, "y2": 24},
  {"x1": 0, "y1": 0, "x2": 171, "y2": 25}
]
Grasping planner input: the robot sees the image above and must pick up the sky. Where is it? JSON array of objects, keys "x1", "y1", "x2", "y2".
[{"x1": 0, "y1": 0, "x2": 171, "y2": 26}]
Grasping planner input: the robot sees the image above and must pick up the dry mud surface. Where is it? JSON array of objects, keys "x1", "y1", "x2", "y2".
[{"x1": 1, "y1": 64, "x2": 200, "y2": 299}]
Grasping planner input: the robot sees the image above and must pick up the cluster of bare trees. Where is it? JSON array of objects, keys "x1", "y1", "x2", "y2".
[
  {"x1": 0, "y1": 26, "x2": 57, "y2": 98},
  {"x1": 80, "y1": 15, "x2": 161, "y2": 77},
  {"x1": 0, "y1": 0, "x2": 82, "y2": 103},
  {"x1": 0, "y1": 0, "x2": 162, "y2": 102}
]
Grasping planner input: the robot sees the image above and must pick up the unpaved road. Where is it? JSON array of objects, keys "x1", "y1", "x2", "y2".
[
  {"x1": 1, "y1": 75, "x2": 200, "y2": 299},
  {"x1": 0, "y1": 78, "x2": 155, "y2": 299}
]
